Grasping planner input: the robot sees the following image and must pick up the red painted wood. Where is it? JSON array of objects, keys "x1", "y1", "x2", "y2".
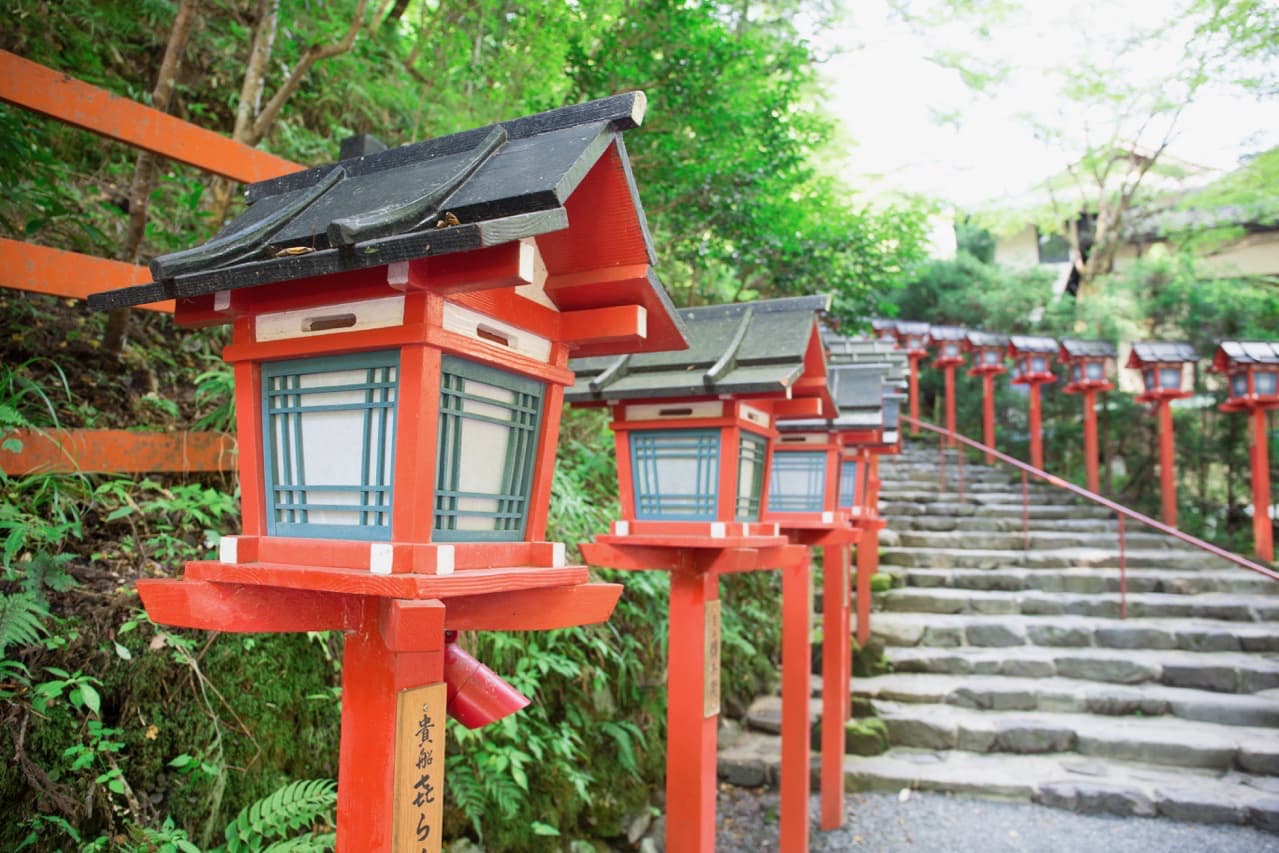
[
  {"x1": 1158, "y1": 398, "x2": 1178, "y2": 527},
  {"x1": 336, "y1": 598, "x2": 445, "y2": 850},
  {"x1": 556, "y1": 304, "x2": 648, "y2": 349},
  {"x1": 233, "y1": 356, "x2": 266, "y2": 537},
  {"x1": 1028, "y1": 383, "x2": 1044, "y2": 471},
  {"x1": 135, "y1": 579, "x2": 358, "y2": 632},
  {"x1": 222, "y1": 322, "x2": 431, "y2": 364},
  {"x1": 981, "y1": 372, "x2": 996, "y2": 464},
  {"x1": 526, "y1": 370, "x2": 565, "y2": 542},
  {"x1": 781, "y1": 547, "x2": 811, "y2": 850},
  {"x1": 442, "y1": 583, "x2": 623, "y2": 631},
  {"x1": 1252, "y1": 407, "x2": 1274, "y2": 562},
  {"x1": 820, "y1": 544, "x2": 846, "y2": 830},
  {"x1": 0, "y1": 429, "x2": 234, "y2": 475},
  {"x1": 944, "y1": 364, "x2": 956, "y2": 448},
  {"x1": 0, "y1": 50, "x2": 301, "y2": 183},
  {"x1": 666, "y1": 568, "x2": 718, "y2": 853},
  {"x1": 856, "y1": 525, "x2": 878, "y2": 648},
  {"x1": 908, "y1": 354, "x2": 922, "y2": 436},
  {"x1": 769, "y1": 397, "x2": 824, "y2": 419},
  {"x1": 395, "y1": 345, "x2": 439, "y2": 542},
  {"x1": 407, "y1": 241, "x2": 532, "y2": 294},
  {"x1": 450, "y1": 288, "x2": 558, "y2": 340},
  {"x1": 182, "y1": 560, "x2": 589, "y2": 600},
  {"x1": 0, "y1": 239, "x2": 172, "y2": 312},
  {"x1": 1082, "y1": 389, "x2": 1100, "y2": 494}
]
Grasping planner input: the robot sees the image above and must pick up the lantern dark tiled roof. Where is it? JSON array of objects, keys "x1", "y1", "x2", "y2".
[
  {"x1": 566, "y1": 295, "x2": 831, "y2": 401},
  {"x1": 869, "y1": 318, "x2": 897, "y2": 333},
  {"x1": 927, "y1": 325, "x2": 967, "y2": 343},
  {"x1": 824, "y1": 336, "x2": 908, "y2": 388},
  {"x1": 895, "y1": 321, "x2": 931, "y2": 337},
  {"x1": 1060, "y1": 338, "x2": 1118, "y2": 359},
  {"x1": 778, "y1": 363, "x2": 888, "y2": 432},
  {"x1": 965, "y1": 331, "x2": 1008, "y2": 349},
  {"x1": 1008, "y1": 335, "x2": 1058, "y2": 354},
  {"x1": 1214, "y1": 340, "x2": 1279, "y2": 368},
  {"x1": 1127, "y1": 341, "x2": 1199, "y2": 366},
  {"x1": 87, "y1": 93, "x2": 687, "y2": 356}
]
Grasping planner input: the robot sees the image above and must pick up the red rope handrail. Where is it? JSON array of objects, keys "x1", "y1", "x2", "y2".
[{"x1": 902, "y1": 415, "x2": 1279, "y2": 583}]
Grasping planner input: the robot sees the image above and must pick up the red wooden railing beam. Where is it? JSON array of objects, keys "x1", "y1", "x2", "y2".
[
  {"x1": 0, "y1": 240, "x2": 172, "y2": 312},
  {"x1": 1, "y1": 429, "x2": 236, "y2": 474},
  {"x1": 0, "y1": 50, "x2": 302, "y2": 183}
]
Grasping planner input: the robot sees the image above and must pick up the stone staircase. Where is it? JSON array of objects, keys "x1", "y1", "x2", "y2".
[{"x1": 720, "y1": 439, "x2": 1279, "y2": 830}]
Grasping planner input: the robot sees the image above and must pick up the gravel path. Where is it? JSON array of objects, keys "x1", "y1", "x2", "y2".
[{"x1": 715, "y1": 785, "x2": 1279, "y2": 852}]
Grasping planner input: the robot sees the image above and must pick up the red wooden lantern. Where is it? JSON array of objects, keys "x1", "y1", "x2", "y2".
[
  {"x1": 763, "y1": 360, "x2": 888, "y2": 831},
  {"x1": 1059, "y1": 338, "x2": 1117, "y2": 494},
  {"x1": 1127, "y1": 342, "x2": 1199, "y2": 528},
  {"x1": 964, "y1": 331, "x2": 1008, "y2": 461},
  {"x1": 1211, "y1": 341, "x2": 1278, "y2": 561},
  {"x1": 870, "y1": 317, "x2": 898, "y2": 341},
  {"x1": 89, "y1": 93, "x2": 689, "y2": 849},
  {"x1": 928, "y1": 325, "x2": 967, "y2": 443},
  {"x1": 1007, "y1": 335, "x2": 1058, "y2": 470},
  {"x1": 570, "y1": 295, "x2": 832, "y2": 852},
  {"x1": 893, "y1": 321, "x2": 931, "y2": 435}
]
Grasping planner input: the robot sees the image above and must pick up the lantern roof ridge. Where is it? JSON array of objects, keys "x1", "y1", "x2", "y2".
[
  {"x1": 1008, "y1": 334, "x2": 1058, "y2": 354},
  {"x1": 1060, "y1": 338, "x2": 1118, "y2": 359},
  {"x1": 566, "y1": 295, "x2": 831, "y2": 402},
  {"x1": 1213, "y1": 340, "x2": 1279, "y2": 369},
  {"x1": 1127, "y1": 341, "x2": 1200, "y2": 367}
]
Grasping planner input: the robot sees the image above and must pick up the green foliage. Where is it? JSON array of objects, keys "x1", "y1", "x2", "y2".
[{"x1": 221, "y1": 778, "x2": 337, "y2": 853}]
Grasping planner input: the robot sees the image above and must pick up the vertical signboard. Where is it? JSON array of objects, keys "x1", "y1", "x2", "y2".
[
  {"x1": 704, "y1": 599, "x2": 722, "y2": 718},
  {"x1": 394, "y1": 682, "x2": 448, "y2": 852}
]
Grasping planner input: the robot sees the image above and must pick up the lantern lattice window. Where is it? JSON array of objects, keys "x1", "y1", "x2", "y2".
[
  {"x1": 768, "y1": 451, "x2": 826, "y2": 513},
  {"x1": 839, "y1": 459, "x2": 860, "y2": 509},
  {"x1": 263, "y1": 351, "x2": 399, "y2": 540},
  {"x1": 433, "y1": 357, "x2": 544, "y2": 540},
  {"x1": 630, "y1": 429, "x2": 721, "y2": 520},
  {"x1": 736, "y1": 433, "x2": 768, "y2": 520}
]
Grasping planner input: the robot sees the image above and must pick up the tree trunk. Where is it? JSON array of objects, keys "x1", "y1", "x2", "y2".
[{"x1": 102, "y1": 0, "x2": 200, "y2": 356}]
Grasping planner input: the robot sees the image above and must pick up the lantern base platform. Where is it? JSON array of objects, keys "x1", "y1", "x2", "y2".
[
  {"x1": 605, "y1": 519, "x2": 783, "y2": 542},
  {"x1": 179, "y1": 559, "x2": 590, "y2": 600},
  {"x1": 775, "y1": 525, "x2": 859, "y2": 548},
  {"x1": 216, "y1": 535, "x2": 570, "y2": 576},
  {"x1": 1063, "y1": 380, "x2": 1115, "y2": 395}
]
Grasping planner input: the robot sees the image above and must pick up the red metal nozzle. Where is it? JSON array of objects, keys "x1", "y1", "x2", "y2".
[{"x1": 443, "y1": 638, "x2": 530, "y2": 729}]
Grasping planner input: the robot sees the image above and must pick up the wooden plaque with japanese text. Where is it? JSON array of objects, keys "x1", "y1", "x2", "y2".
[
  {"x1": 704, "y1": 599, "x2": 722, "y2": 718},
  {"x1": 393, "y1": 682, "x2": 447, "y2": 852}
]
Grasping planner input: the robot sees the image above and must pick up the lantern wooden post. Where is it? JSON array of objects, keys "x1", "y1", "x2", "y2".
[
  {"x1": 964, "y1": 332, "x2": 1008, "y2": 463},
  {"x1": 1008, "y1": 336, "x2": 1058, "y2": 471},
  {"x1": 1211, "y1": 342, "x2": 1278, "y2": 562},
  {"x1": 1252, "y1": 407, "x2": 1273, "y2": 562},
  {"x1": 572, "y1": 296, "x2": 836, "y2": 853},
  {"x1": 89, "y1": 92, "x2": 691, "y2": 849},
  {"x1": 1128, "y1": 342, "x2": 1199, "y2": 529},
  {"x1": 893, "y1": 323, "x2": 930, "y2": 437},
  {"x1": 1059, "y1": 339, "x2": 1117, "y2": 494},
  {"x1": 928, "y1": 327, "x2": 966, "y2": 447}
]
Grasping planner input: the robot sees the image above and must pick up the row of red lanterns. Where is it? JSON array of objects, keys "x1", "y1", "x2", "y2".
[{"x1": 872, "y1": 320, "x2": 1277, "y2": 562}]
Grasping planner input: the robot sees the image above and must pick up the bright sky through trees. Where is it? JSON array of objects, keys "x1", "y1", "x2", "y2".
[{"x1": 819, "y1": 0, "x2": 1279, "y2": 206}]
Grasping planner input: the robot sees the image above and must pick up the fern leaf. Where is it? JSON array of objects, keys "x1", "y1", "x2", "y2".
[
  {"x1": 262, "y1": 831, "x2": 336, "y2": 853},
  {"x1": 225, "y1": 779, "x2": 337, "y2": 850},
  {"x1": 0, "y1": 592, "x2": 48, "y2": 656}
]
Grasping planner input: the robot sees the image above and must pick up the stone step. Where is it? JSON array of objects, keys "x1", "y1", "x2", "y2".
[
  {"x1": 715, "y1": 731, "x2": 1279, "y2": 828},
  {"x1": 879, "y1": 546, "x2": 1237, "y2": 571},
  {"x1": 885, "y1": 645, "x2": 1279, "y2": 694},
  {"x1": 889, "y1": 516, "x2": 1126, "y2": 533},
  {"x1": 852, "y1": 673, "x2": 1279, "y2": 728},
  {"x1": 872, "y1": 700, "x2": 1279, "y2": 773},
  {"x1": 871, "y1": 613, "x2": 1279, "y2": 654},
  {"x1": 878, "y1": 488, "x2": 1081, "y2": 504},
  {"x1": 881, "y1": 566, "x2": 1278, "y2": 597},
  {"x1": 881, "y1": 502, "x2": 1114, "y2": 520},
  {"x1": 896, "y1": 529, "x2": 1194, "y2": 552},
  {"x1": 878, "y1": 587, "x2": 1279, "y2": 621}
]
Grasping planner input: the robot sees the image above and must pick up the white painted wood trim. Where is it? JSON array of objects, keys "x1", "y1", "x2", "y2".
[
  {"x1": 442, "y1": 301, "x2": 552, "y2": 362},
  {"x1": 255, "y1": 295, "x2": 405, "y2": 343}
]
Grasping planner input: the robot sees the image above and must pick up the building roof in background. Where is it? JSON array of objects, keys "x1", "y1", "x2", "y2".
[{"x1": 566, "y1": 295, "x2": 830, "y2": 401}]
